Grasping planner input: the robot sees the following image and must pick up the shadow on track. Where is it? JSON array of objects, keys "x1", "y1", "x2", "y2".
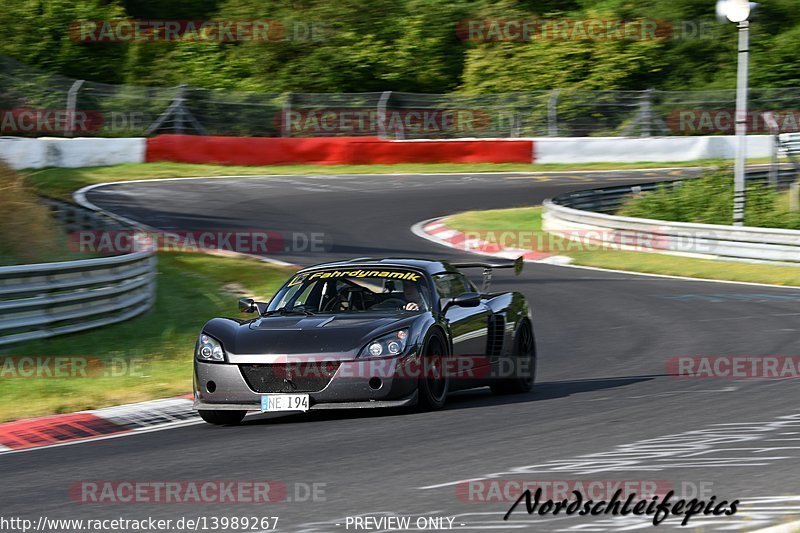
[{"x1": 233, "y1": 374, "x2": 657, "y2": 427}]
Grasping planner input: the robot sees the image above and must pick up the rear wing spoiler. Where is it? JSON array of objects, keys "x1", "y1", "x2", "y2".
[{"x1": 451, "y1": 256, "x2": 524, "y2": 291}]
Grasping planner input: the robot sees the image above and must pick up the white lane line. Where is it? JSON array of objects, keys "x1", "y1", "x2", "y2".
[
  {"x1": 751, "y1": 520, "x2": 800, "y2": 533},
  {"x1": 74, "y1": 179, "x2": 297, "y2": 268},
  {"x1": 696, "y1": 313, "x2": 800, "y2": 322},
  {"x1": 625, "y1": 386, "x2": 738, "y2": 399},
  {"x1": 417, "y1": 410, "x2": 800, "y2": 489}
]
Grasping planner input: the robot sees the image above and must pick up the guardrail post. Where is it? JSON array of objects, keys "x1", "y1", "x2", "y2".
[
  {"x1": 174, "y1": 84, "x2": 186, "y2": 134},
  {"x1": 145, "y1": 84, "x2": 206, "y2": 136},
  {"x1": 640, "y1": 89, "x2": 654, "y2": 138},
  {"x1": 548, "y1": 90, "x2": 560, "y2": 137},
  {"x1": 282, "y1": 92, "x2": 292, "y2": 137},
  {"x1": 763, "y1": 112, "x2": 780, "y2": 189},
  {"x1": 791, "y1": 182, "x2": 800, "y2": 212},
  {"x1": 377, "y1": 91, "x2": 392, "y2": 139},
  {"x1": 65, "y1": 79, "x2": 85, "y2": 138},
  {"x1": 510, "y1": 114, "x2": 521, "y2": 138},
  {"x1": 770, "y1": 138, "x2": 780, "y2": 189}
]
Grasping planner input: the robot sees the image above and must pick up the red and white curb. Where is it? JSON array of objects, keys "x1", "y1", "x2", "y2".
[
  {"x1": 412, "y1": 218, "x2": 570, "y2": 264},
  {"x1": 0, "y1": 396, "x2": 199, "y2": 454}
]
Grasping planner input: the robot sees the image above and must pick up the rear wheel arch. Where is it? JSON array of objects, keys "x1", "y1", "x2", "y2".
[{"x1": 491, "y1": 317, "x2": 536, "y2": 395}]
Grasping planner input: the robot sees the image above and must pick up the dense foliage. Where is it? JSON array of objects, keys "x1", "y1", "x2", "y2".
[
  {"x1": 1, "y1": 0, "x2": 799, "y2": 92},
  {"x1": 618, "y1": 170, "x2": 800, "y2": 229}
]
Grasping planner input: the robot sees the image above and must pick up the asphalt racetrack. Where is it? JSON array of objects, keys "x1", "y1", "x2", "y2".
[{"x1": 5, "y1": 170, "x2": 800, "y2": 532}]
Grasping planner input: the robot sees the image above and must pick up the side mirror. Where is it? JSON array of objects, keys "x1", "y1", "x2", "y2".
[
  {"x1": 238, "y1": 297, "x2": 257, "y2": 313},
  {"x1": 443, "y1": 292, "x2": 481, "y2": 312}
]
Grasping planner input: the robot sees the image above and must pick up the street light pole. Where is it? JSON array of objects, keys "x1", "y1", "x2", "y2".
[
  {"x1": 733, "y1": 19, "x2": 749, "y2": 226},
  {"x1": 718, "y1": 0, "x2": 754, "y2": 226}
]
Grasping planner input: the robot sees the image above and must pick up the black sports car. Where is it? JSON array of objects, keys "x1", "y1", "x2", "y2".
[{"x1": 193, "y1": 257, "x2": 535, "y2": 425}]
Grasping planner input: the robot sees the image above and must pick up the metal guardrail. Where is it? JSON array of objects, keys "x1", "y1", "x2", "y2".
[
  {"x1": 779, "y1": 133, "x2": 800, "y2": 157},
  {"x1": 542, "y1": 166, "x2": 800, "y2": 263},
  {"x1": 553, "y1": 166, "x2": 798, "y2": 214},
  {"x1": 40, "y1": 196, "x2": 129, "y2": 232},
  {"x1": 0, "y1": 200, "x2": 156, "y2": 347}
]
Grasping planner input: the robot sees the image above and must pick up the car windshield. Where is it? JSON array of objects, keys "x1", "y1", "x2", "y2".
[{"x1": 268, "y1": 268, "x2": 431, "y2": 314}]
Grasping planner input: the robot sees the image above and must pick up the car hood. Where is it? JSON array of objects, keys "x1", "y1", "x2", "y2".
[{"x1": 202, "y1": 313, "x2": 415, "y2": 363}]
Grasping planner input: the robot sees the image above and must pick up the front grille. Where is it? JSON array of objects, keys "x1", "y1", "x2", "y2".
[{"x1": 239, "y1": 362, "x2": 341, "y2": 393}]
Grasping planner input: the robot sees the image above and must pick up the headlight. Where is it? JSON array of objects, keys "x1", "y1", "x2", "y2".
[
  {"x1": 196, "y1": 333, "x2": 225, "y2": 362},
  {"x1": 360, "y1": 329, "x2": 409, "y2": 358}
]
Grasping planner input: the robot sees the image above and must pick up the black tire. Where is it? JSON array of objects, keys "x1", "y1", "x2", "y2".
[
  {"x1": 491, "y1": 320, "x2": 536, "y2": 395},
  {"x1": 198, "y1": 409, "x2": 247, "y2": 425},
  {"x1": 417, "y1": 330, "x2": 449, "y2": 410}
]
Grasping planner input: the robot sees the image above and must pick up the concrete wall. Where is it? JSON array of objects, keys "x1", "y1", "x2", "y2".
[
  {"x1": 532, "y1": 135, "x2": 773, "y2": 164},
  {"x1": 0, "y1": 134, "x2": 776, "y2": 168},
  {"x1": 0, "y1": 137, "x2": 146, "y2": 169},
  {"x1": 146, "y1": 135, "x2": 533, "y2": 165}
]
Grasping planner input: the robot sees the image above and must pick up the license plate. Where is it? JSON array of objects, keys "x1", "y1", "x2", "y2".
[{"x1": 261, "y1": 394, "x2": 309, "y2": 412}]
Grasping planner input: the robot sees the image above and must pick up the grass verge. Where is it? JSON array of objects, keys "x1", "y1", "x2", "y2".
[
  {"x1": 23, "y1": 159, "x2": 770, "y2": 200},
  {"x1": 0, "y1": 253, "x2": 293, "y2": 423},
  {"x1": 444, "y1": 206, "x2": 800, "y2": 287},
  {"x1": 0, "y1": 162, "x2": 73, "y2": 265}
]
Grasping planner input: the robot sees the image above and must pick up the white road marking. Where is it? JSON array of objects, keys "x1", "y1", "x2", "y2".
[
  {"x1": 625, "y1": 386, "x2": 738, "y2": 399},
  {"x1": 418, "y1": 411, "x2": 800, "y2": 489},
  {"x1": 73, "y1": 179, "x2": 297, "y2": 267}
]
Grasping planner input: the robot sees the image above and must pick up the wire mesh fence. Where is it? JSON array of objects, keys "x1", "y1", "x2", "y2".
[{"x1": 1, "y1": 55, "x2": 799, "y2": 139}]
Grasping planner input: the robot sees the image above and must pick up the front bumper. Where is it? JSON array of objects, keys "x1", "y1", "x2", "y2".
[
  {"x1": 193, "y1": 391, "x2": 418, "y2": 411},
  {"x1": 193, "y1": 353, "x2": 420, "y2": 412}
]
